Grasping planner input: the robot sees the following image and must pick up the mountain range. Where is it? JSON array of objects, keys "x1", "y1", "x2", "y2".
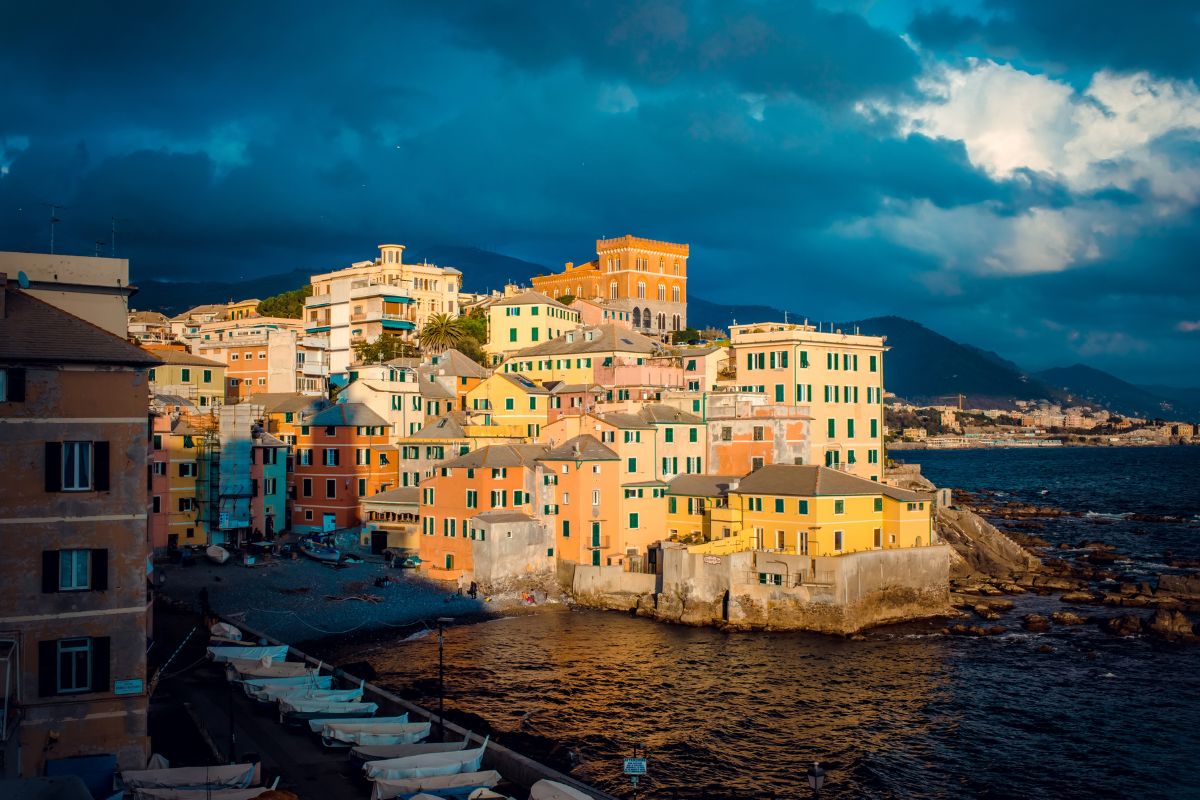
[{"x1": 129, "y1": 248, "x2": 1198, "y2": 421}]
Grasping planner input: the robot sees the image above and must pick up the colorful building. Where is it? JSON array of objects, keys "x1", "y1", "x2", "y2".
[
  {"x1": 499, "y1": 324, "x2": 662, "y2": 385},
  {"x1": 531, "y1": 235, "x2": 688, "y2": 338},
  {"x1": 250, "y1": 429, "x2": 288, "y2": 538},
  {"x1": 466, "y1": 373, "x2": 550, "y2": 438},
  {"x1": 127, "y1": 310, "x2": 174, "y2": 344},
  {"x1": 191, "y1": 316, "x2": 320, "y2": 401},
  {"x1": 145, "y1": 347, "x2": 226, "y2": 408},
  {"x1": 485, "y1": 289, "x2": 580, "y2": 363},
  {"x1": 571, "y1": 297, "x2": 633, "y2": 330},
  {"x1": 729, "y1": 322, "x2": 887, "y2": 480},
  {"x1": 537, "y1": 435, "x2": 622, "y2": 566}
]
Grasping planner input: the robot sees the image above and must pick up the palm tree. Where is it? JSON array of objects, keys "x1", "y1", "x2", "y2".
[{"x1": 418, "y1": 313, "x2": 468, "y2": 354}]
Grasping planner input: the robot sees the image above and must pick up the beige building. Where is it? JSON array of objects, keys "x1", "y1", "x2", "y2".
[
  {"x1": 485, "y1": 289, "x2": 580, "y2": 363},
  {"x1": 0, "y1": 252, "x2": 134, "y2": 338},
  {"x1": 127, "y1": 311, "x2": 174, "y2": 344},
  {"x1": 191, "y1": 316, "x2": 324, "y2": 400},
  {"x1": 145, "y1": 347, "x2": 226, "y2": 407},
  {"x1": 304, "y1": 244, "x2": 462, "y2": 379},
  {"x1": 730, "y1": 322, "x2": 887, "y2": 481}
]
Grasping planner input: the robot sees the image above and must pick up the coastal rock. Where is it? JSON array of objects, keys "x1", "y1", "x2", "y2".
[
  {"x1": 973, "y1": 605, "x2": 1002, "y2": 621},
  {"x1": 1148, "y1": 609, "x2": 1196, "y2": 642},
  {"x1": 1034, "y1": 576, "x2": 1084, "y2": 591},
  {"x1": 947, "y1": 624, "x2": 989, "y2": 637},
  {"x1": 1121, "y1": 594, "x2": 1152, "y2": 608},
  {"x1": 1051, "y1": 611, "x2": 1087, "y2": 625},
  {"x1": 1037, "y1": 644, "x2": 1055, "y2": 654},
  {"x1": 1022, "y1": 614, "x2": 1051, "y2": 632},
  {"x1": 983, "y1": 598, "x2": 1015, "y2": 611},
  {"x1": 1157, "y1": 574, "x2": 1200, "y2": 598},
  {"x1": 998, "y1": 582, "x2": 1027, "y2": 595},
  {"x1": 1105, "y1": 614, "x2": 1144, "y2": 637},
  {"x1": 1060, "y1": 591, "x2": 1099, "y2": 604}
]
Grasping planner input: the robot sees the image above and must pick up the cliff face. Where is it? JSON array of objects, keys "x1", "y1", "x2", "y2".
[{"x1": 936, "y1": 506, "x2": 1042, "y2": 581}]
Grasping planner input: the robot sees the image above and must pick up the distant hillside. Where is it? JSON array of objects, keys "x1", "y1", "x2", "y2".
[
  {"x1": 1036, "y1": 365, "x2": 1198, "y2": 420},
  {"x1": 130, "y1": 269, "x2": 311, "y2": 316},
  {"x1": 403, "y1": 244, "x2": 549, "y2": 293},
  {"x1": 688, "y1": 296, "x2": 807, "y2": 330}
]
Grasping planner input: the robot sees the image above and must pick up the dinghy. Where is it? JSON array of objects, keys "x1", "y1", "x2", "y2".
[
  {"x1": 133, "y1": 780, "x2": 278, "y2": 800},
  {"x1": 300, "y1": 539, "x2": 341, "y2": 563},
  {"x1": 364, "y1": 737, "x2": 488, "y2": 781},
  {"x1": 263, "y1": 685, "x2": 363, "y2": 706},
  {"x1": 307, "y1": 714, "x2": 409, "y2": 734},
  {"x1": 122, "y1": 763, "x2": 260, "y2": 790},
  {"x1": 279, "y1": 698, "x2": 377, "y2": 724},
  {"x1": 243, "y1": 675, "x2": 332, "y2": 700},
  {"x1": 210, "y1": 622, "x2": 242, "y2": 640},
  {"x1": 351, "y1": 738, "x2": 469, "y2": 765},
  {"x1": 321, "y1": 721, "x2": 430, "y2": 747},
  {"x1": 207, "y1": 644, "x2": 288, "y2": 664},
  {"x1": 528, "y1": 779, "x2": 597, "y2": 800},
  {"x1": 369, "y1": 769, "x2": 502, "y2": 800},
  {"x1": 226, "y1": 659, "x2": 311, "y2": 680},
  {"x1": 206, "y1": 545, "x2": 231, "y2": 564}
]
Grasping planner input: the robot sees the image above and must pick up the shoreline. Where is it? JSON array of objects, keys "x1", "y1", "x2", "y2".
[{"x1": 890, "y1": 441, "x2": 1198, "y2": 451}]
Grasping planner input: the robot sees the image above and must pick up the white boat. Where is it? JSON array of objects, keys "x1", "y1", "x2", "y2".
[
  {"x1": 206, "y1": 545, "x2": 231, "y2": 564},
  {"x1": 369, "y1": 769, "x2": 502, "y2": 800},
  {"x1": 321, "y1": 721, "x2": 430, "y2": 747},
  {"x1": 279, "y1": 698, "x2": 377, "y2": 723},
  {"x1": 122, "y1": 763, "x2": 260, "y2": 790},
  {"x1": 207, "y1": 645, "x2": 288, "y2": 664},
  {"x1": 133, "y1": 785, "x2": 276, "y2": 800},
  {"x1": 364, "y1": 737, "x2": 488, "y2": 781},
  {"x1": 307, "y1": 714, "x2": 409, "y2": 734},
  {"x1": 300, "y1": 539, "x2": 341, "y2": 563},
  {"x1": 528, "y1": 779, "x2": 597, "y2": 800},
  {"x1": 264, "y1": 686, "x2": 362, "y2": 705},
  {"x1": 243, "y1": 675, "x2": 332, "y2": 700},
  {"x1": 210, "y1": 622, "x2": 242, "y2": 640},
  {"x1": 226, "y1": 659, "x2": 310, "y2": 679}
]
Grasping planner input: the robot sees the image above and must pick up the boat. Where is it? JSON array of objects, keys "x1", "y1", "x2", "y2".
[
  {"x1": 300, "y1": 539, "x2": 341, "y2": 563},
  {"x1": 278, "y1": 698, "x2": 378, "y2": 724},
  {"x1": 226, "y1": 659, "x2": 312, "y2": 680},
  {"x1": 207, "y1": 644, "x2": 288, "y2": 664},
  {"x1": 210, "y1": 622, "x2": 242, "y2": 641},
  {"x1": 369, "y1": 769, "x2": 502, "y2": 800},
  {"x1": 307, "y1": 714, "x2": 409, "y2": 734},
  {"x1": 121, "y1": 763, "x2": 260, "y2": 790},
  {"x1": 321, "y1": 721, "x2": 430, "y2": 748},
  {"x1": 528, "y1": 779, "x2": 597, "y2": 800},
  {"x1": 363, "y1": 737, "x2": 488, "y2": 781},
  {"x1": 242, "y1": 675, "x2": 332, "y2": 700},
  {"x1": 262, "y1": 686, "x2": 362, "y2": 706},
  {"x1": 206, "y1": 545, "x2": 231, "y2": 564},
  {"x1": 132, "y1": 779, "x2": 279, "y2": 800},
  {"x1": 350, "y1": 739, "x2": 471, "y2": 768}
]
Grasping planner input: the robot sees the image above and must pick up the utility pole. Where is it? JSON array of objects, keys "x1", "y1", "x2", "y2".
[{"x1": 43, "y1": 203, "x2": 63, "y2": 254}]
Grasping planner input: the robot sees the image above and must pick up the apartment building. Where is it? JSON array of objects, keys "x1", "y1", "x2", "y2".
[
  {"x1": 730, "y1": 322, "x2": 886, "y2": 480},
  {"x1": 485, "y1": 290, "x2": 580, "y2": 363},
  {"x1": 466, "y1": 374, "x2": 550, "y2": 439},
  {"x1": 531, "y1": 235, "x2": 688, "y2": 338},
  {"x1": 145, "y1": 347, "x2": 226, "y2": 408},
  {"x1": 396, "y1": 412, "x2": 522, "y2": 487},
  {"x1": 191, "y1": 316, "x2": 324, "y2": 401},
  {"x1": 304, "y1": 244, "x2": 462, "y2": 379},
  {"x1": 127, "y1": 311, "x2": 173, "y2": 345},
  {"x1": 0, "y1": 252, "x2": 134, "y2": 339},
  {"x1": 499, "y1": 324, "x2": 662, "y2": 385},
  {"x1": 571, "y1": 297, "x2": 633, "y2": 329},
  {"x1": 0, "y1": 279, "x2": 158, "y2": 777}
]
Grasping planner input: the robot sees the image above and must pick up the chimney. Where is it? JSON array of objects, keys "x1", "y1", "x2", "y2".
[{"x1": 565, "y1": 262, "x2": 574, "y2": 270}]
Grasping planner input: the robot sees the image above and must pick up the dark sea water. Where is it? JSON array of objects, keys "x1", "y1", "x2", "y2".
[{"x1": 325, "y1": 447, "x2": 1200, "y2": 799}]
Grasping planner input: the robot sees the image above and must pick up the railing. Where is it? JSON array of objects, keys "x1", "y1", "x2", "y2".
[{"x1": 586, "y1": 536, "x2": 611, "y2": 550}]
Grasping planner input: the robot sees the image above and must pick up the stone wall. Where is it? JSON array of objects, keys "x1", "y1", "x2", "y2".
[{"x1": 571, "y1": 545, "x2": 951, "y2": 635}]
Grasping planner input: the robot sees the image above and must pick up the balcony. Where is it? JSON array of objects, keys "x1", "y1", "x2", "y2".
[
  {"x1": 585, "y1": 535, "x2": 611, "y2": 550},
  {"x1": 301, "y1": 361, "x2": 328, "y2": 377}
]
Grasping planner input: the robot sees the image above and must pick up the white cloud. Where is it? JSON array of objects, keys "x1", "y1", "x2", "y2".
[
  {"x1": 597, "y1": 83, "x2": 638, "y2": 114},
  {"x1": 1176, "y1": 320, "x2": 1200, "y2": 333},
  {"x1": 855, "y1": 60, "x2": 1200, "y2": 275}
]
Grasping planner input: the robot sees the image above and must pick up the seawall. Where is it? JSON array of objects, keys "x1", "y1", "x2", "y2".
[{"x1": 570, "y1": 545, "x2": 952, "y2": 635}]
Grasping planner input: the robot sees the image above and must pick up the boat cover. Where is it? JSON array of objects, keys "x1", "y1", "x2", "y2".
[
  {"x1": 241, "y1": 674, "x2": 331, "y2": 697},
  {"x1": 322, "y1": 721, "x2": 430, "y2": 745},
  {"x1": 208, "y1": 645, "x2": 288, "y2": 664},
  {"x1": 258, "y1": 685, "x2": 360, "y2": 704},
  {"x1": 122, "y1": 763, "x2": 259, "y2": 790},
  {"x1": 364, "y1": 738, "x2": 488, "y2": 780},
  {"x1": 280, "y1": 696, "x2": 370, "y2": 714},
  {"x1": 227, "y1": 659, "x2": 309, "y2": 679},
  {"x1": 307, "y1": 714, "x2": 409, "y2": 733},
  {"x1": 133, "y1": 788, "x2": 269, "y2": 800},
  {"x1": 210, "y1": 622, "x2": 243, "y2": 640},
  {"x1": 528, "y1": 779, "x2": 596, "y2": 800},
  {"x1": 351, "y1": 739, "x2": 470, "y2": 762},
  {"x1": 369, "y1": 769, "x2": 501, "y2": 800}
]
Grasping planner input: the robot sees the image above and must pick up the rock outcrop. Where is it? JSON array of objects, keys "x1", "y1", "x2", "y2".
[
  {"x1": 1105, "y1": 614, "x2": 1144, "y2": 637},
  {"x1": 937, "y1": 506, "x2": 1042, "y2": 582},
  {"x1": 1148, "y1": 609, "x2": 1196, "y2": 642}
]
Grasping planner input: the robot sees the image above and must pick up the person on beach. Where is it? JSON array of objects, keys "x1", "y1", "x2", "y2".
[
  {"x1": 469, "y1": 581, "x2": 478, "y2": 600},
  {"x1": 457, "y1": 574, "x2": 465, "y2": 596}
]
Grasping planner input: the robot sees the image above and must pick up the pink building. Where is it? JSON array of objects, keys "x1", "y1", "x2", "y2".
[{"x1": 572, "y1": 297, "x2": 634, "y2": 330}]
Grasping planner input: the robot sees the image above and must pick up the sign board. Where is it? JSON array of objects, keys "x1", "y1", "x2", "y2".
[
  {"x1": 703, "y1": 555, "x2": 722, "y2": 565},
  {"x1": 624, "y1": 758, "x2": 647, "y2": 776},
  {"x1": 114, "y1": 678, "x2": 144, "y2": 696}
]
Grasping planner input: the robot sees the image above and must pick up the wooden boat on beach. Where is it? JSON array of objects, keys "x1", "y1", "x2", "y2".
[
  {"x1": 368, "y1": 769, "x2": 502, "y2": 800},
  {"x1": 207, "y1": 644, "x2": 288, "y2": 664},
  {"x1": 226, "y1": 659, "x2": 313, "y2": 680},
  {"x1": 279, "y1": 698, "x2": 378, "y2": 724},
  {"x1": 321, "y1": 720, "x2": 430, "y2": 748},
  {"x1": 363, "y1": 737, "x2": 488, "y2": 780},
  {"x1": 121, "y1": 763, "x2": 260, "y2": 790},
  {"x1": 300, "y1": 539, "x2": 341, "y2": 563},
  {"x1": 244, "y1": 675, "x2": 334, "y2": 701},
  {"x1": 349, "y1": 738, "x2": 471, "y2": 766},
  {"x1": 307, "y1": 714, "x2": 409, "y2": 733},
  {"x1": 206, "y1": 545, "x2": 231, "y2": 564}
]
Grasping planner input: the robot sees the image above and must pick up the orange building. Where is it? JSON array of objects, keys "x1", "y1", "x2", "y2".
[
  {"x1": 292, "y1": 403, "x2": 397, "y2": 531},
  {"x1": 531, "y1": 235, "x2": 688, "y2": 338},
  {"x1": 539, "y1": 436, "x2": 622, "y2": 566}
]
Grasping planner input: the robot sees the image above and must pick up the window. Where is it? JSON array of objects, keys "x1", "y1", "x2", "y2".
[
  {"x1": 298, "y1": 449, "x2": 312, "y2": 466},
  {"x1": 874, "y1": 528, "x2": 882, "y2": 548},
  {"x1": 871, "y1": 419, "x2": 878, "y2": 438},
  {"x1": 53, "y1": 441, "x2": 100, "y2": 492},
  {"x1": 178, "y1": 462, "x2": 197, "y2": 478},
  {"x1": 326, "y1": 479, "x2": 336, "y2": 498},
  {"x1": 627, "y1": 457, "x2": 636, "y2": 472},
  {"x1": 202, "y1": 369, "x2": 212, "y2": 383},
  {"x1": 721, "y1": 426, "x2": 732, "y2": 441},
  {"x1": 751, "y1": 456, "x2": 764, "y2": 471},
  {"x1": 356, "y1": 448, "x2": 370, "y2": 465},
  {"x1": 834, "y1": 531, "x2": 844, "y2": 551},
  {"x1": 752, "y1": 426, "x2": 764, "y2": 442},
  {"x1": 57, "y1": 550, "x2": 93, "y2": 591},
  {"x1": 505, "y1": 398, "x2": 514, "y2": 411},
  {"x1": 181, "y1": 368, "x2": 191, "y2": 381},
  {"x1": 54, "y1": 638, "x2": 99, "y2": 695},
  {"x1": 302, "y1": 478, "x2": 312, "y2": 497},
  {"x1": 834, "y1": 499, "x2": 845, "y2": 514},
  {"x1": 798, "y1": 500, "x2": 809, "y2": 514},
  {"x1": 874, "y1": 497, "x2": 883, "y2": 512},
  {"x1": 152, "y1": 495, "x2": 161, "y2": 512},
  {"x1": 869, "y1": 355, "x2": 878, "y2": 372},
  {"x1": 629, "y1": 513, "x2": 639, "y2": 529},
  {"x1": 665, "y1": 428, "x2": 674, "y2": 443},
  {"x1": 847, "y1": 419, "x2": 855, "y2": 438},
  {"x1": 323, "y1": 448, "x2": 339, "y2": 466},
  {"x1": 758, "y1": 573, "x2": 783, "y2": 586}
]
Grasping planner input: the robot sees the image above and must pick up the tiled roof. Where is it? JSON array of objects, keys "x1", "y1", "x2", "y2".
[
  {"x1": 144, "y1": 347, "x2": 225, "y2": 367},
  {"x1": 171, "y1": 303, "x2": 226, "y2": 321},
  {"x1": 638, "y1": 404, "x2": 703, "y2": 424},
  {"x1": 499, "y1": 373, "x2": 550, "y2": 394},
  {"x1": 422, "y1": 348, "x2": 489, "y2": 378},
  {"x1": 544, "y1": 381, "x2": 604, "y2": 395},
  {"x1": 597, "y1": 411, "x2": 655, "y2": 430},
  {"x1": 734, "y1": 464, "x2": 927, "y2": 501},
  {"x1": 364, "y1": 486, "x2": 420, "y2": 505},
  {"x1": 442, "y1": 444, "x2": 548, "y2": 469},
  {"x1": 473, "y1": 510, "x2": 537, "y2": 525},
  {"x1": 252, "y1": 393, "x2": 330, "y2": 414},
  {"x1": 309, "y1": 402, "x2": 389, "y2": 428},
  {"x1": 491, "y1": 290, "x2": 573, "y2": 311},
  {"x1": 0, "y1": 286, "x2": 162, "y2": 367},
  {"x1": 540, "y1": 435, "x2": 619, "y2": 461},
  {"x1": 408, "y1": 413, "x2": 469, "y2": 440},
  {"x1": 667, "y1": 474, "x2": 742, "y2": 497},
  {"x1": 129, "y1": 310, "x2": 170, "y2": 324},
  {"x1": 420, "y1": 379, "x2": 457, "y2": 400},
  {"x1": 511, "y1": 324, "x2": 660, "y2": 358}
]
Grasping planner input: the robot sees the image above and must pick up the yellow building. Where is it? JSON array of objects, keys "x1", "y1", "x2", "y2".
[
  {"x1": 499, "y1": 323, "x2": 661, "y2": 385},
  {"x1": 225, "y1": 298, "x2": 261, "y2": 320},
  {"x1": 688, "y1": 464, "x2": 932, "y2": 557},
  {"x1": 729, "y1": 322, "x2": 887, "y2": 480},
  {"x1": 666, "y1": 474, "x2": 741, "y2": 542},
  {"x1": 466, "y1": 373, "x2": 551, "y2": 438},
  {"x1": 167, "y1": 416, "x2": 210, "y2": 544},
  {"x1": 145, "y1": 347, "x2": 226, "y2": 407},
  {"x1": 486, "y1": 289, "x2": 580, "y2": 363}
]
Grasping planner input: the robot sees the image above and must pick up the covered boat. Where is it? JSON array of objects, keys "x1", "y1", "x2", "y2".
[
  {"x1": 210, "y1": 621, "x2": 242, "y2": 640},
  {"x1": 351, "y1": 738, "x2": 469, "y2": 765},
  {"x1": 207, "y1": 644, "x2": 288, "y2": 664},
  {"x1": 306, "y1": 713, "x2": 409, "y2": 733},
  {"x1": 243, "y1": 675, "x2": 333, "y2": 700},
  {"x1": 369, "y1": 769, "x2": 502, "y2": 800},
  {"x1": 321, "y1": 721, "x2": 430, "y2": 747},
  {"x1": 133, "y1": 782, "x2": 277, "y2": 800},
  {"x1": 300, "y1": 539, "x2": 341, "y2": 563},
  {"x1": 263, "y1": 685, "x2": 363, "y2": 705},
  {"x1": 528, "y1": 779, "x2": 597, "y2": 800},
  {"x1": 279, "y1": 698, "x2": 378, "y2": 723},
  {"x1": 206, "y1": 545, "x2": 231, "y2": 564},
  {"x1": 226, "y1": 658, "x2": 311, "y2": 680},
  {"x1": 363, "y1": 737, "x2": 488, "y2": 781},
  {"x1": 122, "y1": 763, "x2": 260, "y2": 790}
]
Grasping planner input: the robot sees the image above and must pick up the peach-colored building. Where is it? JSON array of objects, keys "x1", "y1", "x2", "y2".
[{"x1": 570, "y1": 297, "x2": 634, "y2": 330}]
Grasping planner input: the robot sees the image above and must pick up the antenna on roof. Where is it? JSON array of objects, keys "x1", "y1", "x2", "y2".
[{"x1": 42, "y1": 203, "x2": 63, "y2": 254}]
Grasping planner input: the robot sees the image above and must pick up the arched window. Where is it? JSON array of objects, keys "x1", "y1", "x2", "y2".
[
  {"x1": 642, "y1": 307, "x2": 651, "y2": 328},
  {"x1": 609, "y1": 281, "x2": 618, "y2": 299},
  {"x1": 672, "y1": 314, "x2": 681, "y2": 331},
  {"x1": 637, "y1": 281, "x2": 646, "y2": 299},
  {"x1": 674, "y1": 260, "x2": 680, "y2": 274},
  {"x1": 607, "y1": 258, "x2": 613, "y2": 271},
  {"x1": 633, "y1": 307, "x2": 642, "y2": 327},
  {"x1": 657, "y1": 284, "x2": 666, "y2": 302},
  {"x1": 657, "y1": 313, "x2": 666, "y2": 330},
  {"x1": 659, "y1": 258, "x2": 665, "y2": 273},
  {"x1": 672, "y1": 286, "x2": 680, "y2": 303}
]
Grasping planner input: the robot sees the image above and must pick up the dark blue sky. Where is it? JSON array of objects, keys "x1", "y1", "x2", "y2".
[{"x1": 3, "y1": 1, "x2": 1199, "y2": 385}]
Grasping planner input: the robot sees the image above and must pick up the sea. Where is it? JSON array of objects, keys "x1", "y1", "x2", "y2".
[{"x1": 322, "y1": 446, "x2": 1200, "y2": 799}]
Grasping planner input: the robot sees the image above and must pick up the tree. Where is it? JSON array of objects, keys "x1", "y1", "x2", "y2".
[
  {"x1": 257, "y1": 285, "x2": 312, "y2": 318},
  {"x1": 418, "y1": 313, "x2": 469, "y2": 354},
  {"x1": 557, "y1": 294, "x2": 576, "y2": 306},
  {"x1": 459, "y1": 307, "x2": 488, "y2": 345},
  {"x1": 699, "y1": 326, "x2": 725, "y2": 341},
  {"x1": 353, "y1": 336, "x2": 419, "y2": 364},
  {"x1": 671, "y1": 328, "x2": 702, "y2": 344}
]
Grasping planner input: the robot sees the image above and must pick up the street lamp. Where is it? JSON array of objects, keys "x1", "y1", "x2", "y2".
[
  {"x1": 436, "y1": 617, "x2": 454, "y2": 740},
  {"x1": 807, "y1": 761, "x2": 825, "y2": 797}
]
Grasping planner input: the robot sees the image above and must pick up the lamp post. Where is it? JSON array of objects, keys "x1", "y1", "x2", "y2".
[
  {"x1": 807, "y1": 761, "x2": 825, "y2": 798},
  {"x1": 436, "y1": 617, "x2": 454, "y2": 740}
]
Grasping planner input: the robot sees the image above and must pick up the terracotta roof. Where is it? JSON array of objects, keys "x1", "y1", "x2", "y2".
[
  {"x1": 511, "y1": 324, "x2": 660, "y2": 358},
  {"x1": 597, "y1": 411, "x2": 655, "y2": 430},
  {"x1": 422, "y1": 348, "x2": 489, "y2": 379},
  {"x1": 442, "y1": 444, "x2": 548, "y2": 469},
  {"x1": 408, "y1": 413, "x2": 469, "y2": 440},
  {"x1": 491, "y1": 290, "x2": 574, "y2": 311},
  {"x1": 638, "y1": 404, "x2": 703, "y2": 424},
  {"x1": 667, "y1": 474, "x2": 742, "y2": 497},
  {"x1": 540, "y1": 435, "x2": 619, "y2": 461},
  {"x1": 253, "y1": 393, "x2": 330, "y2": 414},
  {"x1": 309, "y1": 402, "x2": 389, "y2": 428},
  {"x1": 734, "y1": 465, "x2": 927, "y2": 501},
  {"x1": 473, "y1": 510, "x2": 537, "y2": 525},
  {"x1": 144, "y1": 347, "x2": 224, "y2": 367},
  {"x1": 171, "y1": 303, "x2": 226, "y2": 321},
  {"x1": 128, "y1": 310, "x2": 170, "y2": 324},
  {"x1": 0, "y1": 286, "x2": 161, "y2": 367},
  {"x1": 364, "y1": 486, "x2": 420, "y2": 505}
]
